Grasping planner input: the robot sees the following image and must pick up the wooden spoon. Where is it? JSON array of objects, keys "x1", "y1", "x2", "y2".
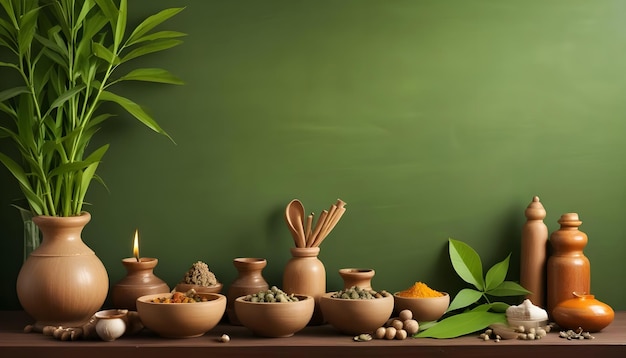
[{"x1": 285, "y1": 199, "x2": 307, "y2": 248}]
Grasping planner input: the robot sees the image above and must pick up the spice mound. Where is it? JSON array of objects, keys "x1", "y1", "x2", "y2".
[
  {"x1": 331, "y1": 286, "x2": 391, "y2": 299},
  {"x1": 396, "y1": 282, "x2": 444, "y2": 298},
  {"x1": 180, "y1": 261, "x2": 218, "y2": 286},
  {"x1": 243, "y1": 286, "x2": 301, "y2": 303},
  {"x1": 149, "y1": 290, "x2": 208, "y2": 303}
]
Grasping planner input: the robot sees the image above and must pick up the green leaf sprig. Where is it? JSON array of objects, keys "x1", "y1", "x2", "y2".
[
  {"x1": 0, "y1": 0, "x2": 185, "y2": 217},
  {"x1": 415, "y1": 238, "x2": 529, "y2": 339}
]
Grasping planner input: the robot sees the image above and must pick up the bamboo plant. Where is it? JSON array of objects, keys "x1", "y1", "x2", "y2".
[{"x1": 0, "y1": 0, "x2": 185, "y2": 217}]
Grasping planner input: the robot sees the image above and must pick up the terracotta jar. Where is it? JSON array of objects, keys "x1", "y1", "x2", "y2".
[
  {"x1": 111, "y1": 258, "x2": 170, "y2": 311},
  {"x1": 338, "y1": 268, "x2": 375, "y2": 290},
  {"x1": 546, "y1": 213, "x2": 591, "y2": 316},
  {"x1": 283, "y1": 247, "x2": 326, "y2": 325},
  {"x1": 16, "y1": 212, "x2": 109, "y2": 329},
  {"x1": 227, "y1": 258, "x2": 269, "y2": 325},
  {"x1": 520, "y1": 196, "x2": 548, "y2": 308},
  {"x1": 552, "y1": 292, "x2": 614, "y2": 332}
]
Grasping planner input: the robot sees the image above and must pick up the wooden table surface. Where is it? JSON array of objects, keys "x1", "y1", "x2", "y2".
[{"x1": 1, "y1": 311, "x2": 625, "y2": 358}]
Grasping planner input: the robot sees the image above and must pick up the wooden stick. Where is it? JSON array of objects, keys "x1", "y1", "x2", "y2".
[
  {"x1": 316, "y1": 204, "x2": 337, "y2": 243},
  {"x1": 309, "y1": 210, "x2": 328, "y2": 246},
  {"x1": 312, "y1": 199, "x2": 347, "y2": 247},
  {"x1": 304, "y1": 213, "x2": 314, "y2": 246}
]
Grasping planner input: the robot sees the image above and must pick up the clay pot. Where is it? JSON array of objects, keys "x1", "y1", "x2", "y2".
[
  {"x1": 283, "y1": 247, "x2": 326, "y2": 325},
  {"x1": 16, "y1": 212, "x2": 109, "y2": 329},
  {"x1": 111, "y1": 258, "x2": 170, "y2": 311},
  {"x1": 226, "y1": 258, "x2": 269, "y2": 325},
  {"x1": 338, "y1": 268, "x2": 375, "y2": 290},
  {"x1": 552, "y1": 292, "x2": 614, "y2": 332}
]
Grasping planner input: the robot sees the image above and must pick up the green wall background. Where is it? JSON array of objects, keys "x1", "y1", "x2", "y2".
[{"x1": 1, "y1": 0, "x2": 625, "y2": 311}]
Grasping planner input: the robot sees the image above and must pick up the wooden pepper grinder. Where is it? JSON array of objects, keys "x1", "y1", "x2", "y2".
[
  {"x1": 520, "y1": 196, "x2": 548, "y2": 308},
  {"x1": 546, "y1": 213, "x2": 591, "y2": 317}
]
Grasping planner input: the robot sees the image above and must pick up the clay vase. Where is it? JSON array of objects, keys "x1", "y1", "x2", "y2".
[
  {"x1": 283, "y1": 247, "x2": 326, "y2": 325},
  {"x1": 16, "y1": 212, "x2": 109, "y2": 329},
  {"x1": 111, "y1": 258, "x2": 170, "y2": 311},
  {"x1": 520, "y1": 196, "x2": 548, "y2": 308},
  {"x1": 227, "y1": 258, "x2": 269, "y2": 325},
  {"x1": 546, "y1": 213, "x2": 591, "y2": 317},
  {"x1": 339, "y1": 268, "x2": 375, "y2": 290},
  {"x1": 552, "y1": 292, "x2": 615, "y2": 332}
]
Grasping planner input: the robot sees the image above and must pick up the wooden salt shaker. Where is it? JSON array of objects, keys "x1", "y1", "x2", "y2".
[{"x1": 520, "y1": 196, "x2": 548, "y2": 308}]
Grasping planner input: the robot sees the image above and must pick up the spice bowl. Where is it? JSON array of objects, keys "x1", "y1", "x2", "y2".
[
  {"x1": 136, "y1": 292, "x2": 226, "y2": 338},
  {"x1": 320, "y1": 291, "x2": 394, "y2": 335},
  {"x1": 174, "y1": 282, "x2": 223, "y2": 294},
  {"x1": 234, "y1": 294, "x2": 314, "y2": 337},
  {"x1": 393, "y1": 292, "x2": 450, "y2": 322}
]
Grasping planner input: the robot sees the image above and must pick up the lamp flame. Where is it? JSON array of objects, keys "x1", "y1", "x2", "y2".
[{"x1": 133, "y1": 230, "x2": 140, "y2": 262}]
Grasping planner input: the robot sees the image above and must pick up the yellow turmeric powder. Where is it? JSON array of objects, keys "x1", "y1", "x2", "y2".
[{"x1": 397, "y1": 281, "x2": 443, "y2": 298}]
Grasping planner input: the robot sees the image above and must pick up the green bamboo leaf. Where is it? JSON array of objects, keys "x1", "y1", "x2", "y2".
[
  {"x1": 414, "y1": 311, "x2": 507, "y2": 339},
  {"x1": 115, "y1": 68, "x2": 183, "y2": 85},
  {"x1": 48, "y1": 160, "x2": 91, "y2": 178},
  {"x1": 16, "y1": 95, "x2": 35, "y2": 151},
  {"x1": 0, "y1": 0, "x2": 18, "y2": 29},
  {"x1": 127, "y1": 30, "x2": 186, "y2": 45},
  {"x1": 75, "y1": 144, "x2": 109, "y2": 214},
  {"x1": 77, "y1": 12, "x2": 108, "y2": 62},
  {"x1": 75, "y1": 0, "x2": 95, "y2": 33},
  {"x1": 0, "y1": 152, "x2": 33, "y2": 196},
  {"x1": 34, "y1": 33, "x2": 67, "y2": 58},
  {"x1": 0, "y1": 16, "x2": 17, "y2": 43},
  {"x1": 126, "y1": 7, "x2": 185, "y2": 46},
  {"x1": 120, "y1": 39, "x2": 182, "y2": 63},
  {"x1": 114, "y1": 0, "x2": 126, "y2": 50},
  {"x1": 93, "y1": 0, "x2": 118, "y2": 30},
  {"x1": 17, "y1": 7, "x2": 39, "y2": 56},
  {"x1": 99, "y1": 90, "x2": 172, "y2": 140},
  {"x1": 0, "y1": 102, "x2": 16, "y2": 117},
  {"x1": 46, "y1": 84, "x2": 87, "y2": 114},
  {"x1": 0, "y1": 36, "x2": 14, "y2": 50},
  {"x1": 448, "y1": 238, "x2": 484, "y2": 290},
  {"x1": 485, "y1": 254, "x2": 510, "y2": 291},
  {"x1": 0, "y1": 86, "x2": 29, "y2": 102},
  {"x1": 92, "y1": 41, "x2": 119, "y2": 65},
  {"x1": 0, "y1": 125, "x2": 18, "y2": 139},
  {"x1": 447, "y1": 288, "x2": 483, "y2": 312},
  {"x1": 486, "y1": 281, "x2": 530, "y2": 297}
]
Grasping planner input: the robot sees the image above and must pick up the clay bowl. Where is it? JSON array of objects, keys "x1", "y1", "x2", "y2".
[
  {"x1": 136, "y1": 292, "x2": 226, "y2": 338},
  {"x1": 174, "y1": 282, "x2": 223, "y2": 294},
  {"x1": 319, "y1": 292, "x2": 394, "y2": 335},
  {"x1": 234, "y1": 294, "x2": 314, "y2": 337},
  {"x1": 393, "y1": 292, "x2": 450, "y2": 322}
]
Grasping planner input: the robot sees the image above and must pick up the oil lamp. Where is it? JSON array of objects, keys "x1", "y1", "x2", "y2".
[{"x1": 110, "y1": 230, "x2": 170, "y2": 310}]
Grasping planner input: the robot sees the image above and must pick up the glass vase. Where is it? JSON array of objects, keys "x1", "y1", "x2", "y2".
[{"x1": 19, "y1": 209, "x2": 40, "y2": 263}]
